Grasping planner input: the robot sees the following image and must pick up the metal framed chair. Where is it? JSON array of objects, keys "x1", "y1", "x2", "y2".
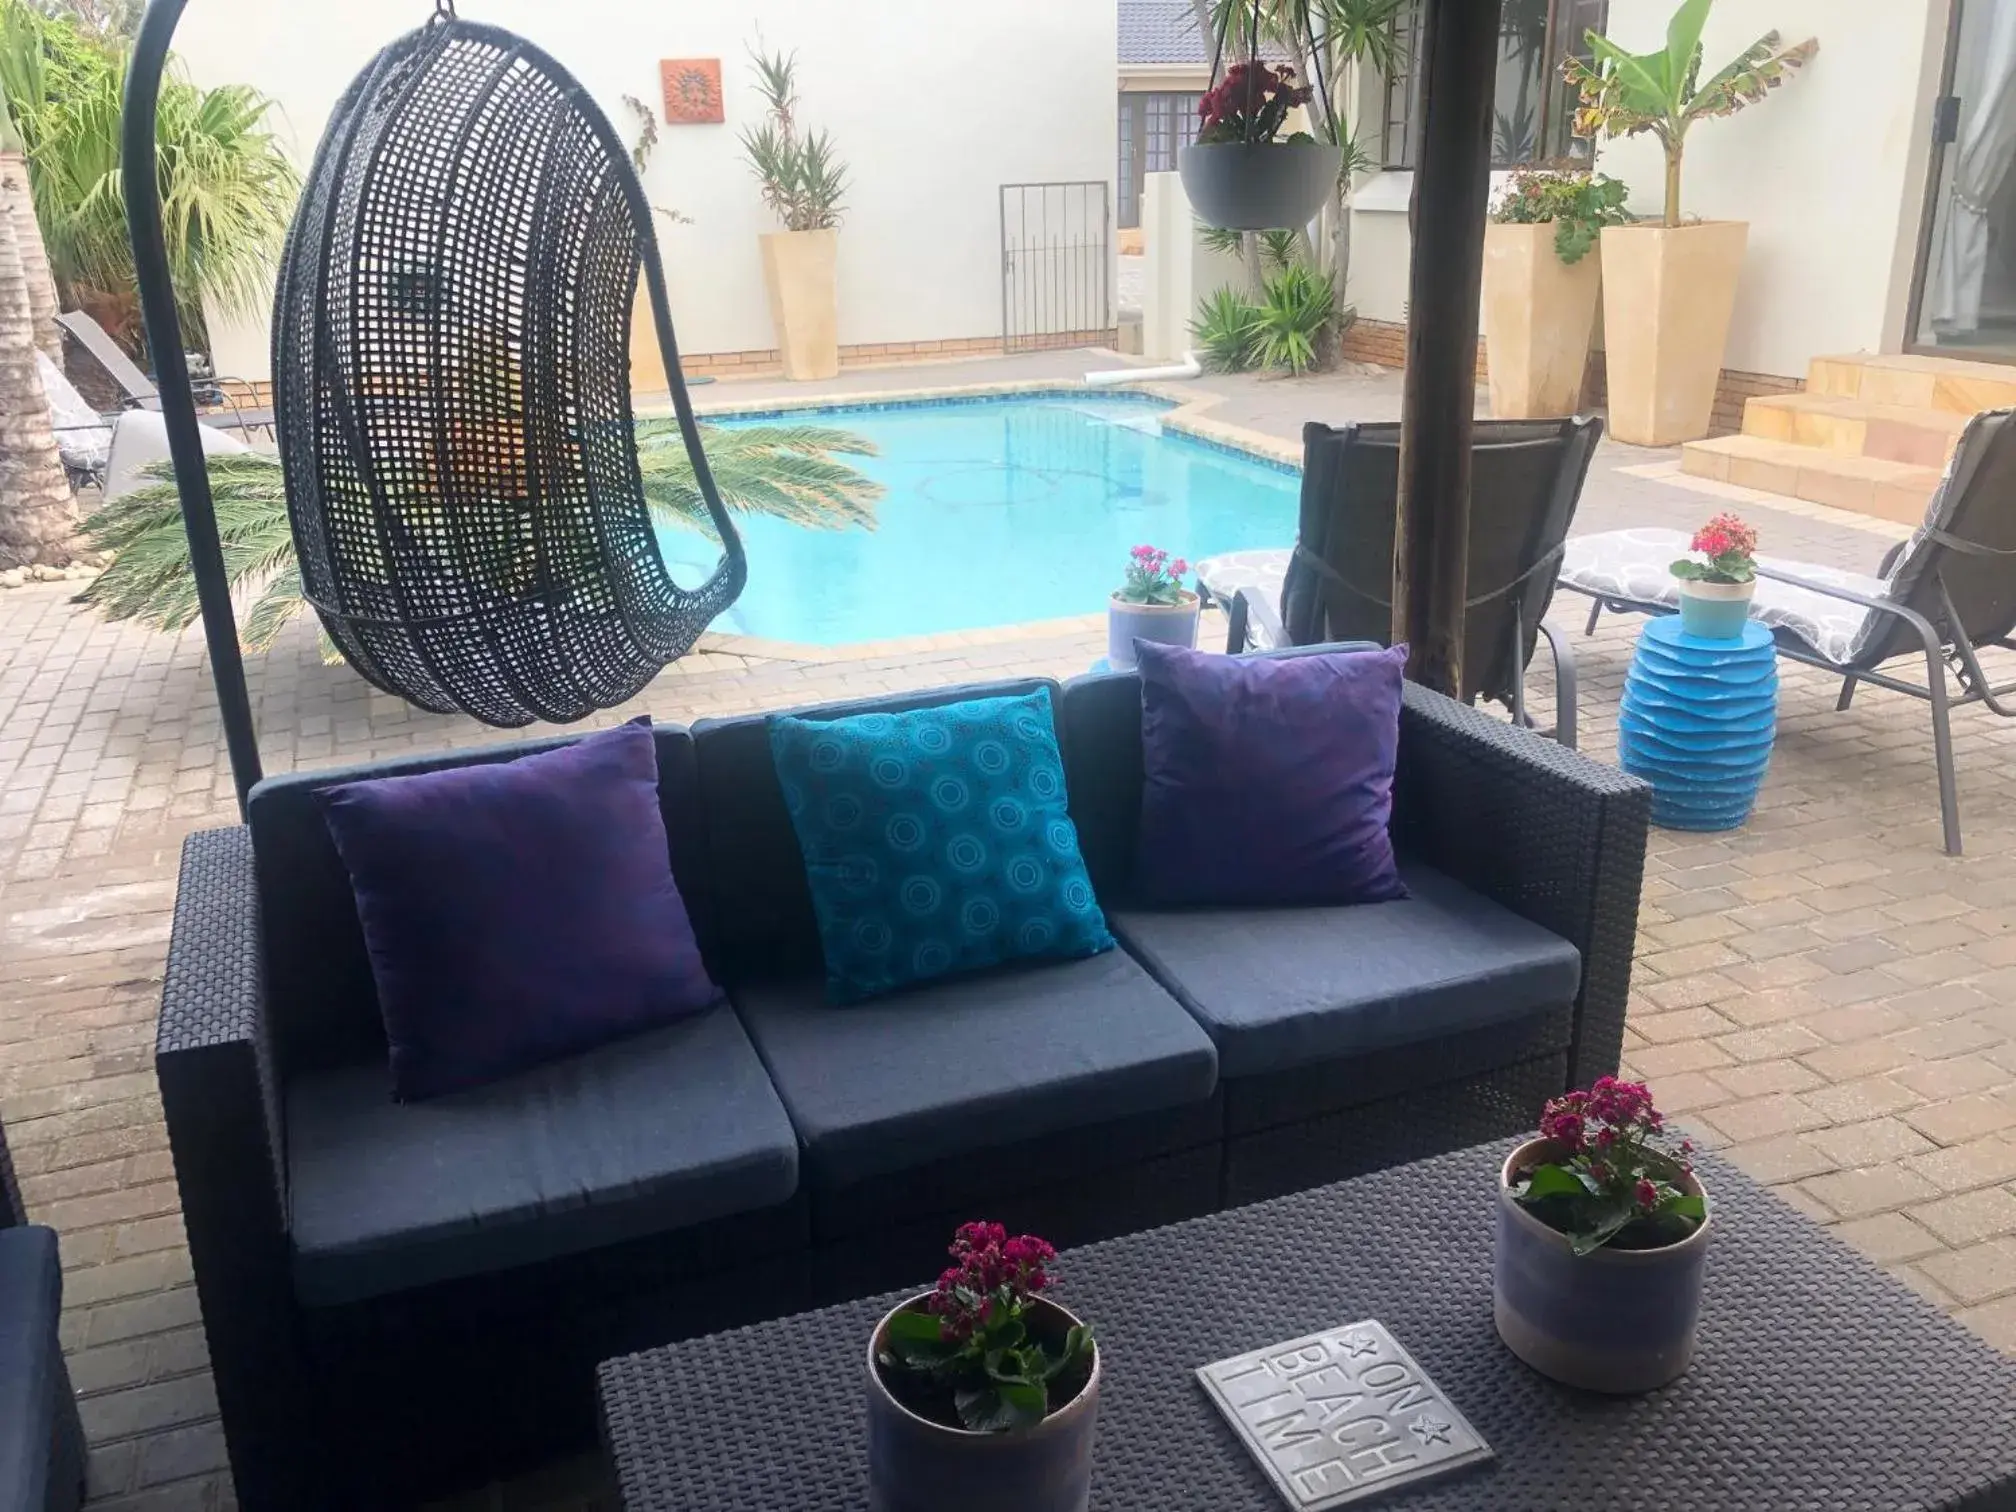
[
  {"x1": 1558, "y1": 408, "x2": 2016, "y2": 855},
  {"x1": 55, "y1": 309, "x2": 274, "y2": 439},
  {"x1": 1206, "y1": 416, "x2": 1604, "y2": 748}
]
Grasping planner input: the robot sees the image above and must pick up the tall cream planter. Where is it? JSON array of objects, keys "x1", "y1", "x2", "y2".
[
  {"x1": 760, "y1": 228, "x2": 839, "y2": 381},
  {"x1": 1482, "y1": 223, "x2": 1601, "y2": 419},
  {"x1": 1598, "y1": 221, "x2": 1748, "y2": 447}
]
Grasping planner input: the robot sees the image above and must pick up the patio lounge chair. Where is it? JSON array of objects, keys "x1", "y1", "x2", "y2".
[
  {"x1": 55, "y1": 310, "x2": 274, "y2": 440},
  {"x1": 1558, "y1": 407, "x2": 2016, "y2": 855},
  {"x1": 1201, "y1": 416, "x2": 1604, "y2": 747},
  {"x1": 0, "y1": 1115, "x2": 86, "y2": 1512},
  {"x1": 37, "y1": 351, "x2": 113, "y2": 491}
]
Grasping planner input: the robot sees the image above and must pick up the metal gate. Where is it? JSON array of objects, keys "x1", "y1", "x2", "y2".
[{"x1": 1000, "y1": 182, "x2": 1111, "y2": 353}]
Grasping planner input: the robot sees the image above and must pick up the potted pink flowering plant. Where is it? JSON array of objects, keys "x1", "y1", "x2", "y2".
[
  {"x1": 1495, "y1": 1076, "x2": 1711, "y2": 1394},
  {"x1": 867, "y1": 1222, "x2": 1099, "y2": 1512},
  {"x1": 1108, "y1": 543, "x2": 1198, "y2": 670},
  {"x1": 1669, "y1": 511, "x2": 1759, "y2": 639}
]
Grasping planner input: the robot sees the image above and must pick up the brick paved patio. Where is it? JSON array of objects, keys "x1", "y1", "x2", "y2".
[{"x1": 3, "y1": 352, "x2": 2013, "y2": 1509}]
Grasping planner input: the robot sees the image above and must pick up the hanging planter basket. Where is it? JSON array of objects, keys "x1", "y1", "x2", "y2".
[{"x1": 1179, "y1": 140, "x2": 1341, "y2": 231}]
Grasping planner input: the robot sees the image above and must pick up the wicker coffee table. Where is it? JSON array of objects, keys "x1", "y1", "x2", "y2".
[{"x1": 597, "y1": 1142, "x2": 2016, "y2": 1510}]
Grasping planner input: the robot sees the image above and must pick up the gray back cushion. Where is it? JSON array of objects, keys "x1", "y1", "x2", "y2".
[
  {"x1": 246, "y1": 725, "x2": 708, "y2": 1075},
  {"x1": 1855, "y1": 407, "x2": 2016, "y2": 667}
]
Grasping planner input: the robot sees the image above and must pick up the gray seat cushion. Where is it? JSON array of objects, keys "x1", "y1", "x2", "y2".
[
  {"x1": 0, "y1": 1224, "x2": 65, "y2": 1512},
  {"x1": 0, "y1": 1225, "x2": 68, "y2": 1512},
  {"x1": 1110, "y1": 863, "x2": 1582, "y2": 1079},
  {"x1": 730, "y1": 951, "x2": 1219, "y2": 1189},
  {"x1": 288, "y1": 1009, "x2": 799, "y2": 1307}
]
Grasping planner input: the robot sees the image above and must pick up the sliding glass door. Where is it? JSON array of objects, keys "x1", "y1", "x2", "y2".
[{"x1": 1915, "y1": 0, "x2": 2016, "y2": 359}]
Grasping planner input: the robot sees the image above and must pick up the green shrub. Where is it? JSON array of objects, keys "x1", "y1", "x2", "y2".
[{"x1": 1491, "y1": 168, "x2": 1632, "y2": 265}]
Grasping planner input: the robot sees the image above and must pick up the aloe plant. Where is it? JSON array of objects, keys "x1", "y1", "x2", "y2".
[
  {"x1": 1190, "y1": 285, "x2": 1261, "y2": 374},
  {"x1": 1251, "y1": 263, "x2": 1340, "y2": 376},
  {"x1": 739, "y1": 46, "x2": 847, "y2": 233},
  {"x1": 1563, "y1": 0, "x2": 1816, "y2": 228}
]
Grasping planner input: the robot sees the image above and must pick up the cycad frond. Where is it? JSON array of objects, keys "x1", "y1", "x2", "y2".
[{"x1": 77, "y1": 423, "x2": 882, "y2": 648}]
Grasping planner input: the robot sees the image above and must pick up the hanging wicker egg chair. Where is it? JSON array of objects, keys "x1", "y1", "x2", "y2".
[{"x1": 272, "y1": 13, "x2": 744, "y2": 727}]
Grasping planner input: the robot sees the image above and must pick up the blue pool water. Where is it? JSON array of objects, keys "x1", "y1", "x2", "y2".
[{"x1": 654, "y1": 393, "x2": 1299, "y2": 645}]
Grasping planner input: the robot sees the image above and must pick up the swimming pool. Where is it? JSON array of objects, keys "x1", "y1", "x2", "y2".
[{"x1": 655, "y1": 392, "x2": 1299, "y2": 645}]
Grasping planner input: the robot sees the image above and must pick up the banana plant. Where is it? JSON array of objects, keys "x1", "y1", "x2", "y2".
[{"x1": 1562, "y1": 0, "x2": 1816, "y2": 228}]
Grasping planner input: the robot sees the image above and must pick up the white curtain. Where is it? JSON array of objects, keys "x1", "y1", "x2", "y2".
[{"x1": 1928, "y1": 0, "x2": 2016, "y2": 333}]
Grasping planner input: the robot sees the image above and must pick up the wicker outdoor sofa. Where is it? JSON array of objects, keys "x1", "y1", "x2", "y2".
[
  {"x1": 0, "y1": 1110, "x2": 86, "y2": 1512},
  {"x1": 156, "y1": 652, "x2": 1650, "y2": 1509}
]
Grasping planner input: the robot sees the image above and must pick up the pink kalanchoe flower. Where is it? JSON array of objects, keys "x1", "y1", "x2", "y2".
[{"x1": 1635, "y1": 1178, "x2": 1659, "y2": 1211}]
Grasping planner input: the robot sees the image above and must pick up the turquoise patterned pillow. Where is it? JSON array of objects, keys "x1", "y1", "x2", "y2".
[{"x1": 769, "y1": 689, "x2": 1115, "y2": 1003}]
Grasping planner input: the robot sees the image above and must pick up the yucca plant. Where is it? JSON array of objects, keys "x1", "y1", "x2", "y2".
[
  {"x1": 1190, "y1": 285, "x2": 1261, "y2": 373},
  {"x1": 739, "y1": 46, "x2": 846, "y2": 232},
  {"x1": 0, "y1": 0, "x2": 297, "y2": 347},
  {"x1": 1563, "y1": 0, "x2": 1816, "y2": 228},
  {"x1": 77, "y1": 422, "x2": 884, "y2": 655},
  {"x1": 1251, "y1": 263, "x2": 1342, "y2": 376}
]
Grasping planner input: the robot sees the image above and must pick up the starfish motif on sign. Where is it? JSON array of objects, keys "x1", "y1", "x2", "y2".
[
  {"x1": 1337, "y1": 1330, "x2": 1380, "y2": 1359},
  {"x1": 1408, "y1": 1414, "x2": 1453, "y2": 1446}
]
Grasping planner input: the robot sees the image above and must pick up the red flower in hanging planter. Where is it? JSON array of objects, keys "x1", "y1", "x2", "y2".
[{"x1": 1196, "y1": 60, "x2": 1315, "y2": 146}]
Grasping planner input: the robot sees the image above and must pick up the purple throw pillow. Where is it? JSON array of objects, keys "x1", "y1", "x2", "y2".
[
  {"x1": 315, "y1": 718, "x2": 720, "y2": 1100},
  {"x1": 1133, "y1": 641, "x2": 1409, "y2": 908}
]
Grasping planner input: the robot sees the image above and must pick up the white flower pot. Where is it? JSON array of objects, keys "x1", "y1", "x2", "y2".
[
  {"x1": 1676, "y1": 577, "x2": 1755, "y2": 639},
  {"x1": 866, "y1": 1293, "x2": 1100, "y2": 1512},
  {"x1": 1106, "y1": 591, "x2": 1200, "y2": 670},
  {"x1": 1494, "y1": 1137, "x2": 1713, "y2": 1395}
]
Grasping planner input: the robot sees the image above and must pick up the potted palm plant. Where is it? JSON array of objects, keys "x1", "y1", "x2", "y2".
[
  {"x1": 1496, "y1": 1077, "x2": 1710, "y2": 1395},
  {"x1": 1482, "y1": 169, "x2": 1631, "y2": 419},
  {"x1": 1108, "y1": 543, "x2": 1197, "y2": 670},
  {"x1": 868, "y1": 1223, "x2": 1099, "y2": 1512},
  {"x1": 1178, "y1": 59, "x2": 1338, "y2": 232},
  {"x1": 1564, "y1": 0, "x2": 1816, "y2": 445},
  {"x1": 740, "y1": 46, "x2": 847, "y2": 380}
]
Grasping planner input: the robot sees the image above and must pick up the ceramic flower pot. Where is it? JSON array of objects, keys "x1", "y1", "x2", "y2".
[
  {"x1": 1482, "y1": 221, "x2": 1601, "y2": 419},
  {"x1": 1178, "y1": 140, "x2": 1342, "y2": 231},
  {"x1": 1598, "y1": 220, "x2": 1749, "y2": 446},
  {"x1": 866, "y1": 1294, "x2": 1100, "y2": 1512},
  {"x1": 1676, "y1": 578, "x2": 1756, "y2": 640},
  {"x1": 760, "y1": 228, "x2": 839, "y2": 381},
  {"x1": 1494, "y1": 1136, "x2": 1713, "y2": 1395},
  {"x1": 1107, "y1": 590, "x2": 1200, "y2": 670}
]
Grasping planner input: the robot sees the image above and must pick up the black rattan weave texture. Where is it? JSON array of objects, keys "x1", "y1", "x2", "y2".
[
  {"x1": 273, "y1": 18, "x2": 744, "y2": 726},
  {"x1": 600, "y1": 1142, "x2": 2016, "y2": 1512}
]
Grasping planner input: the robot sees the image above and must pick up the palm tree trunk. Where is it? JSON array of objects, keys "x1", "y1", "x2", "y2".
[
  {"x1": 0, "y1": 180, "x2": 76, "y2": 570},
  {"x1": 0, "y1": 156, "x2": 60, "y2": 366},
  {"x1": 0, "y1": 98, "x2": 60, "y2": 366}
]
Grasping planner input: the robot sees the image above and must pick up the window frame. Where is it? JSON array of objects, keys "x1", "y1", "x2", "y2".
[{"x1": 1379, "y1": 0, "x2": 1608, "y2": 173}]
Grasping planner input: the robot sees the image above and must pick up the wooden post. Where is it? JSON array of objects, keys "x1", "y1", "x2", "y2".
[{"x1": 1393, "y1": 0, "x2": 1502, "y2": 697}]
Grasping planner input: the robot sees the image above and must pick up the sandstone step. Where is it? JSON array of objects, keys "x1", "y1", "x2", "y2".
[
  {"x1": 1680, "y1": 434, "x2": 1940, "y2": 526},
  {"x1": 1742, "y1": 392, "x2": 1971, "y2": 468},
  {"x1": 1807, "y1": 352, "x2": 2016, "y2": 414}
]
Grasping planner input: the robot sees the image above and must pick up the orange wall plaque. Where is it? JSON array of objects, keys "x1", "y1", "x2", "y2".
[{"x1": 660, "y1": 59, "x2": 724, "y2": 124}]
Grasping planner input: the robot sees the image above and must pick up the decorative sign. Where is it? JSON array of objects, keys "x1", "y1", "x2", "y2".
[
  {"x1": 659, "y1": 59, "x2": 723, "y2": 124},
  {"x1": 1196, "y1": 1321, "x2": 1492, "y2": 1509}
]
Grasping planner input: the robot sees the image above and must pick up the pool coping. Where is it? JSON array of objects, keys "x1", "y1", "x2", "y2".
[{"x1": 663, "y1": 376, "x2": 1296, "y2": 665}]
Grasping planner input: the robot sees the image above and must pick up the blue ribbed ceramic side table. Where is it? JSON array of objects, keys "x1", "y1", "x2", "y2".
[{"x1": 1618, "y1": 617, "x2": 1778, "y2": 831}]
